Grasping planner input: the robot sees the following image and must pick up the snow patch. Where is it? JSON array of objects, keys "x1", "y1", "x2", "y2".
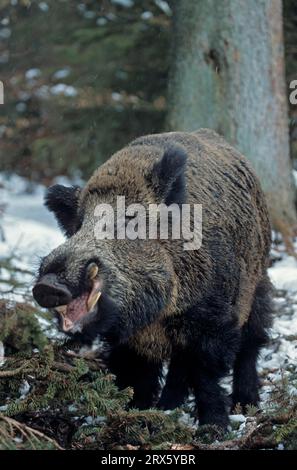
[
  {"x1": 111, "y1": 0, "x2": 134, "y2": 7},
  {"x1": 38, "y1": 2, "x2": 49, "y2": 12},
  {"x1": 154, "y1": 0, "x2": 172, "y2": 15},
  {"x1": 53, "y1": 68, "x2": 71, "y2": 80},
  {"x1": 0, "y1": 173, "x2": 64, "y2": 271},
  {"x1": 268, "y1": 256, "x2": 297, "y2": 291},
  {"x1": 50, "y1": 84, "x2": 78, "y2": 97},
  {"x1": 0, "y1": 341, "x2": 5, "y2": 367},
  {"x1": 25, "y1": 68, "x2": 42, "y2": 80}
]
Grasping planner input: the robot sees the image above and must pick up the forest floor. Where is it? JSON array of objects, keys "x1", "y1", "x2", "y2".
[{"x1": 0, "y1": 173, "x2": 296, "y2": 450}]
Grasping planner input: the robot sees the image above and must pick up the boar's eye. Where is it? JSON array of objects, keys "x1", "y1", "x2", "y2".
[
  {"x1": 150, "y1": 144, "x2": 187, "y2": 206},
  {"x1": 45, "y1": 184, "x2": 81, "y2": 237}
]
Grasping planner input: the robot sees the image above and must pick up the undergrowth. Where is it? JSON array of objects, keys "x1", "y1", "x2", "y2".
[{"x1": 0, "y1": 255, "x2": 296, "y2": 450}]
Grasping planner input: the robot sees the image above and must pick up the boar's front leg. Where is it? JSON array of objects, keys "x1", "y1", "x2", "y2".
[
  {"x1": 107, "y1": 344, "x2": 163, "y2": 409},
  {"x1": 157, "y1": 350, "x2": 190, "y2": 410},
  {"x1": 191, "y1": 369, "x2": 229, "y2": 429},
  {"x1": 158, "y1": 346, "x2": 233, "y2": 430}
]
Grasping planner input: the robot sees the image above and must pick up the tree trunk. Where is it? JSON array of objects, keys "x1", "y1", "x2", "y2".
[{"x1": 168, "y1": 0, "x2": 297, "y2": 239}]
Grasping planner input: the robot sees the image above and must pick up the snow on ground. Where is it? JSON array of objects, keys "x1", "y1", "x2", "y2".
[
  {"x1": 262, "y1": 253, "x2": 297, "y2": 404},
  {"x1": 269, "y1": 255, "x2": 297, "y2": 291},
  {"x1": 0, "y1": 173, "x2": 64, "y2": 303},
  {"x1": 0, "y1": 173, "x2": 297, "y2": 425},
  {"x1": 0, "y1": 173, "x2": 63, "y2": 258}
]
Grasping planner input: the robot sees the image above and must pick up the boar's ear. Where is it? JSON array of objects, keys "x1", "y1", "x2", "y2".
[
  {"x1": 45, "y1": 184, "x2": 81, "y2": 237},
  {"x1": 150, "y1": 145, "x2": 187, "y2": 205}
]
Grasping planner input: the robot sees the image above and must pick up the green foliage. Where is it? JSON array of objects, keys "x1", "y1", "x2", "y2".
[
  {"x1": 274, "y1": 418, "x2": 297, "y2": 448},
  {"x1": 98, "y1": 409, "x2": 193, "y2": 449},
  {"x1": 194, "y1": 424, "x2": 227, "y2": 444},
  {"x1": 73, "y1": 408, "x2": 193, "y2": 450},
  {"x1": 0, "y1": 254, "x2": 50, "y2": 352},
  {"x1": 0, "y1": 295, "x2": 296, "y2": 450},
  {"x1": 0, "y1": 252, "x2": 195, "y2": 450},
  {"x1": 0, "y1": 249, "x2": 297, "y2": 450},
  {"x1": 0, "y1": 345, "x2": 131, "y2": 417},
  {"x1": 0, "y1": 340, "x2": 194, "y2": 449},
  {"x1": 246, "y1": 374, "x2": 297, "y2": 450},
  {"x1": 0, "y1": 299, "x2": 49, "y2": 353},
  {"x1": 0, "y1": 416, "x2": 61, "y2": 450},
  {"x1": 0, "y1": 291, "x2": 194, "y2": 449},
  {"x1": 0, "y1": 254, "x2": 296, "y2": 449}
]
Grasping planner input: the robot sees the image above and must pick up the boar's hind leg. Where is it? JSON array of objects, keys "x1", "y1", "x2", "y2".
[
  {"x1": 232, "y1": 276, "x2": 273, "y2": 411},
  {"x1": 157, "y1": 350, "x2": 190, "y2": 410},
  {"x1": 107, "y1": 344, "x2": 162, "y2": 409}
]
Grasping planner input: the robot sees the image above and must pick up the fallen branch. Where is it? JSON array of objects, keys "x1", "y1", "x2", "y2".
[
  {"x1": 0, "y1": 361, "x2": 32, "y2": 378},
  {"x1": 188, "y1": 420, "x2": 275, "y2": 450},
  {"x1": 52, "y1": 361, "x2": 75, "y2": 373},
  {"x1": 0, "y1": 415, "x2": 64, "y2": 450}
]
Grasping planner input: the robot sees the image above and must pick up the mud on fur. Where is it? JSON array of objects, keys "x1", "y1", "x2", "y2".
[{"x1": 32, "y1": 129, "x2": 273, "y2": 429}]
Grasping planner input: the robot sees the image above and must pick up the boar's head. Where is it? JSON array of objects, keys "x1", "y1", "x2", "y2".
[{"x1": 32, "y1": 144, "x2": 187, "y2": 342}]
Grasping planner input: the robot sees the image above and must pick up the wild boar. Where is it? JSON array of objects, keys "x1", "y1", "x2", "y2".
[{"x1": 32, "y1": 129, "x2": 273, "y2": 429}]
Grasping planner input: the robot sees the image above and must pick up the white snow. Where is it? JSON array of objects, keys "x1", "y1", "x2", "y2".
[
  {"x1": 96, "y1": 18, "x2": 108, "y2": 26},
  {"x1": 35, "y1": 84, "x2": 78, "y2": 99},
  {"x1": 50, "y1": 84, "x2": 78, "y2": 97},
  {"x1": 0, "y1": 174, "x2": 64, "y2": 274},
  {"x1": 38, "y1": 2, "x2": 49, "y2": 12},
  {"x1": 154, "y1": 0, "x2": 172, "y2": 15},
  {"x1": 0, "y1": 28, "x2": 11, "y2": 39},
  {"x1": 268, "y1": 256, "x2": 297, "y2": 291},
  {"x1": 229, "y1": 414, "x2": 246, "y2": 423},
  {"x1": 293, "y1": 169, "x2": 297, "y2": 187},
  {"x1": 19, "y1": 380, "x2": 30, "y2": 398},
  {"x1": 111, "y1": 92, "x2": 122, "y2": 102},
  {"x1": 111, "y1": 0, "x2": 134, "y2": 7},
  {"x1": 35, "y1": 85, "x2": 50, "y2": 99},
  {"x1": 141, "y1": 11, "x2": 153, "y2": 20},
  {"x1": 25, "y1": 68, "x2": 42, "y2": 80},
  {"x1": 0, "y1": 341, "x2": 5, "y2": 367},
  {"x1": 52, "y1": 68, "x2": 71, "y2": 80}
]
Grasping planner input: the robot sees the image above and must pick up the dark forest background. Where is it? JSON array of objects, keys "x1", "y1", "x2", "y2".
[
  {"x1": 0, "y1": 0, "x2": 296, "y2": 182},
  {"x1": 0, "y1": 0, "x2": 171, "y2": 182}
]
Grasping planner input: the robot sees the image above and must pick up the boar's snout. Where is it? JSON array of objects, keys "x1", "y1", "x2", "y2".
[{"x1": 32, "y1": 273, "x2": 72, "y2": 308}]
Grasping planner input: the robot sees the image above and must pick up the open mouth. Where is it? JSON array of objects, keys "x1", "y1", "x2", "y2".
[{"x1": 55, "y1": 263, "x2": 102, "y2": 332}]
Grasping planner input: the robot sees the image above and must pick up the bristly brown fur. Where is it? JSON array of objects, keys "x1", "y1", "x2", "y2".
[
  {"x1": 81, "y1": 129, "x2": 271, "y2": 352},
  {"x1": 36, "y1": 129, "x2": 273, "y2": 428}
]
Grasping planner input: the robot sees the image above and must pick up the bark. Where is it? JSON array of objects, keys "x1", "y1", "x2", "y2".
[{"x1": 168, "y1": 0, "x2": 297, "y2": 238}]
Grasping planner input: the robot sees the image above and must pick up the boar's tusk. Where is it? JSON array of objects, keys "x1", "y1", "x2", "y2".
[
  {"x1": 55, "y1": 305, "x2": 67, "y2": 315},
  {"x1": 87, "y1": 291, "x2": 101, "y2": 312},
  {"x1": 87, "y1": 280, "x2": 102, "y2": 312},
  {"x1": 87, "y1": 262, "x2": 99, "y2": 280}
]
